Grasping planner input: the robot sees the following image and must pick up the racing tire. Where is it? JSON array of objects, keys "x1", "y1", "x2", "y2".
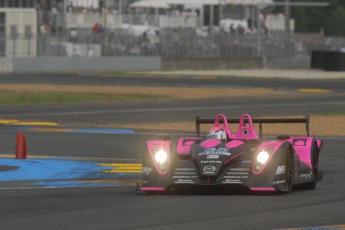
[
  {"x1": 302, "y1": 142, "x2": 319, "y2": 190},
  {"x1": 282, "y1": 151, "x2": 294, "y2": 192},
  {"x1": 144, "y1": 191, "x2": 165, "y2": 195}
]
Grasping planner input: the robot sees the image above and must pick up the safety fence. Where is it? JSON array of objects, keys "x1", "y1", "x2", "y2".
[
  {"x1": 2, "y1": 15, "x2": 344, "y2": 70},
  {"x1": 6, "y1": 26, "x2": 338, "y2": 59}
]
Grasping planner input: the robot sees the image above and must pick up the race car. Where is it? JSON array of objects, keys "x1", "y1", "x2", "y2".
[{"x1": 140, "y1": 114, "x2": 323, "y2": 193}]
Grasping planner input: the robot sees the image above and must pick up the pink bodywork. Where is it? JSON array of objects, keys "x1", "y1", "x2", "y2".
[
  {"x1": 140, "y1": 187, "x2": 166, "y2": 191},
  {"x1": 146, "y1": 140, "x2": 171, "y2": 175},
  {"x1": 316, "y1": 139, "x2": 323, "y2": 151},
  {"x1": 233, "y1": 114, "x2": 259, "y2": 140},
  {"x1": 226, "y1": 140, "x2": 244, "y2": 148},
  {"x1": 176, "y1": 137, "x2": 198, "y2": 155},
  {"x1": 250, "y1": 187, "x2": 275, "y2": 192},
  {"x1": 288, "y1": 137, "x2": 315, "y2": 168},
  {"x1": 200, "y1": 139, "x2": 221, "y2": 148}
]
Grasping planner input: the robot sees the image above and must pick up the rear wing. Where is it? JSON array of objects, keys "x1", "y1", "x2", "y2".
[{"x1": 195, "y1": 115, "x2": 310, "y2": 139}]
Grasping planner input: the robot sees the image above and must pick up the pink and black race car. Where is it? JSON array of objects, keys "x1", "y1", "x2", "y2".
[{"x1": 140, "y1": 114, "x2": 323, "y2": 193}]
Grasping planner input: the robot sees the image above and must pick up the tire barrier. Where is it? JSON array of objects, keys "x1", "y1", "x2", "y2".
[{"x1": 311, "y1": 50, "x2": 345, "y2": 71}]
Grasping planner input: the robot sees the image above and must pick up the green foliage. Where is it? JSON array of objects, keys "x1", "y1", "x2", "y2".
[{"x1": 273, "y1": 0, "x2": 345, "y2": 36}]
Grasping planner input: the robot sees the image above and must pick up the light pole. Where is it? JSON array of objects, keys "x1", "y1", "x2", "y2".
[
  {"x1": 284, "y1": 0, "x2": 291, "y2": 56},
  {"x1": 119, "y1": 0, "x2": 122, "y2": 14}
]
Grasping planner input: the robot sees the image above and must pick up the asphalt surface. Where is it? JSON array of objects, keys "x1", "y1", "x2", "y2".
[
  {"x1": 1, "y1": 95, "x2": 345, "y2": 125},
  {"x1": 1, "y1": 73, "x2": 344, "y2": 125},
  {"x1": 0, "y1": 131, "x2": 344, "y2": 230},
  {"x1": 1, "y1": 72, "x2": 345, "y2": 90},
  {"x1": 0, "y1": 73, "x2": 344, "y2": 229}
]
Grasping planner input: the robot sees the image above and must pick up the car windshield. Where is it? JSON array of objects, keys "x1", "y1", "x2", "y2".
[{"x1": 207, "y1": 130, "x2": 226, "y2": 140}]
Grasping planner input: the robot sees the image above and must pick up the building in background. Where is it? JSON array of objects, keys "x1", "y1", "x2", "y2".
[
  {"x1": 0, "y1": 0, "x2": 341, "y2": 70},
  {"x1": 0, "y1": 0, "x2": 37, "y2": 8},
  {"x1": 0, "y1": 8, "x2": 37, "y2": 57}
]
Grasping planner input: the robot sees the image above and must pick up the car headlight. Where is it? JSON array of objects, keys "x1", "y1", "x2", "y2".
[
  {"x1": 257, "y1": 151, "x2": 270, "y2": 164},
  {"x1": 155, "y1": 149, "x2": 168, "y2": 164},
  {"x1": 254, "y1": 150, "x2": 272, "y2": 172}
]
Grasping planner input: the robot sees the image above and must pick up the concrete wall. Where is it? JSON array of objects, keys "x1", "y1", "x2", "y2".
[
  {"x1": 0, "y1": 56, "x2": 263, "y2": 73},
  {"x1": 162, "y1": 57, "x2": 263, "y2": 70},
  {"x1": 0, "y1": 58, "x2": 13, "y2": 72},
  {"x1": 11, "y1": 56, "x2": 161, "y2": 72}
]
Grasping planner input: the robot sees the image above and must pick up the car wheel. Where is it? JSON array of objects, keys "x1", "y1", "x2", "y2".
[
  {"x1": 282, "y1": 151, "x2": 294, "y2": 192},
  {"x1": 303, "y1": 142, "x2": 319, "y2": 190}
]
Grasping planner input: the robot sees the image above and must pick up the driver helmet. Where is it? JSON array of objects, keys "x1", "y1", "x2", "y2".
[{"x1": 207, "y1": 127, "x2": 227, "y2": 142}]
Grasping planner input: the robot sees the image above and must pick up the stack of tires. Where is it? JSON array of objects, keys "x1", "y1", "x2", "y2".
[{"x1": 311, "y1": 50, "x2": 345, "y2": 71}]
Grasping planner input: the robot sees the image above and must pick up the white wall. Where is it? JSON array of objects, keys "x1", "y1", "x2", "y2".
[
  {"x1": 66, "y1": 12, "x2": 123, "y2": 29},
  {"x1": 0, "y1": 8, "x2": 37, "y2": 57},
  {"x1": 69, "y1": 0, "x2": 99, "y2": 8},
  {"x1": 11, "y1": 56, "x2": 162, "y2": 72}
]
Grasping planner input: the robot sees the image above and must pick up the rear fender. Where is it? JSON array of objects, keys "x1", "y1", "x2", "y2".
[
  {"x1": 316, "y1": 139, "x2": 323, "y2": 152},
  {"x1": 288, "y1": 137, "x2": 317, "y2": 169}
]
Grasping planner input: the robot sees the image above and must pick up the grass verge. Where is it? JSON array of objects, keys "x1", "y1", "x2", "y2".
[{"x1": 0, "y1": 84, "x2": 280, "y2": 104}]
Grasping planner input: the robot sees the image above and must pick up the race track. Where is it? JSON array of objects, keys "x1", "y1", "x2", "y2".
[{"x1": 0, "y1": 73, "x2": 344, "y2": 230}]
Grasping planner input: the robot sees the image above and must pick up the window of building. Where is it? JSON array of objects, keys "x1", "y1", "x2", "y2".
[
  {"x1": 26, "y1": 0, "x2": 37, "y2": 8},
  {"x1": 15, "y1": 0, "x2": 22, "y2": 7},
  {"x1": 0, "y1": 12, "x2": 5, "y2": 24},
  {"x1": 0, "y1": 0, "x2": 37, "y2": 8},
  {"x1": 10, "y1": 25, "x2": 18, "y2": 39},
  {"x1": 25, "y1": 25, "x2": 32, "y2": 39},
  {"x1": 0, "y1": 13, "x2": 5, "y2": 57},
  {"x1": 7, "y1": 0, "x2": 14, "y2": 7},
  {"x1": 23, "y1": 0, "x2": 29, "y2": 7}
]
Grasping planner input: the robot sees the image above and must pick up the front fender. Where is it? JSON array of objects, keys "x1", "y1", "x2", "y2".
[
  {"x1": 141, "y1": 140, "x2": 173, "y2": 191},
  {"x1": 252, "y1": 141, "x2": 289, "y2": 175}
]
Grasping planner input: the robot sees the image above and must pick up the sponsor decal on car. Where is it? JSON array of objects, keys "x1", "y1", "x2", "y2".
[
  {"x1": 201, "y1": 160, "x2": 222, "y2": 164},
  {"x1": 172, "y1": 175, "x2": 198, "y2": 179},
  {"x1": 222, "y1": 179, "x2": 242, "y2": 184},
  {"x1": 229, "y1": 168, "x2": 249, "y2": 172},
  {"x1": 175, "y1": 168, "x2": 196, "y2": 171},
  {"x1": 142, "y1": 166, "x2": 152, "y2": 175},
  {"x1": 300, "y1": 173, "x2": 313, "y2": 181},
  {"x1": 207, "y1": 154, "x2": 220, "y2": 159},
  {"x1": 203, "y1": 166, "x2": 216, "y2": 172},
  {"x1": 174, "y1": 172, "x2": 196, "y2": 175},
  {"x1": 223, "y1": 175, "x2": 248, "y2": 179},
  {"x1": 273, "y1": 180, "x2": 286, "y2": 185},
  {"x1": 203, "y1": 165, "x2": 216, "y2": 174},
  {"x1": 175, "y1": 179, "x2": 194, "y2": 184},
  {"x1": 199, "y1": 148, "x2": 231, "y2": 157},
  {"x1": 276, "y1": 165, "x2": 286, "y2": 175},
  {"x1": 227, "y1": 172, "x2": 249, "y2": 175},
  {"x1": 242, "y1": 160, "x2": 252, "y2": 164}
]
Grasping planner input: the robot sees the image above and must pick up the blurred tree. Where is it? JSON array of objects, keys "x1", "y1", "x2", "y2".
[{"x1": 273, "y1": 0, "x2": 345, "y2": 36}]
